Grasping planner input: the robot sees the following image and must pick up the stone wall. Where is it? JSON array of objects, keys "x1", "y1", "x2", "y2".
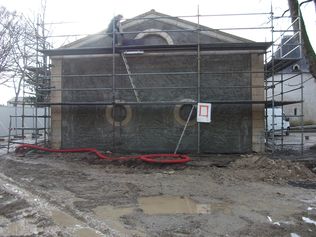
[
  {"x1": 49, "y1": 52, "x2": 261, "y2": 153},
  {"x1": 50, "y1": 58, "x2": 62, "y2": 148},
  {"x1": 251, "y1": 54, "x2": 265, "y2": 152}
]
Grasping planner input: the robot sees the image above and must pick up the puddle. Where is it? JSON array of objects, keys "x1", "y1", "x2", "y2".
[
  {"x1": 73, "y1": 227, "x2": 104, "y2": 237},
  {"x1": 51, "y1": 209, "x2": 82, "y2": 227},
  {"x1": 50, "y1": 209, "x2": 107, "y2": 236},
  {"x1": 93, "y1": 205, "x2": 145, "y2": 237},
  {"x1": 94, "y1": 205, "x2": 134, "y2": 220},
  {"x1": 288, "y1": 181, "x2": 316, "y2": 189},
  {"x1": 138, "y1": 196, "x2": 231, "y2": 215},
  {"x1": 93, "y1": 196, "x2": 231, "y2": 236}
]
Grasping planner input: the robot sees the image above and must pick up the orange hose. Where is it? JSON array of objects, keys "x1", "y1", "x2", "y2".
[{"x1": 15, "y1": 144, "x2": 191, "y2": 164}]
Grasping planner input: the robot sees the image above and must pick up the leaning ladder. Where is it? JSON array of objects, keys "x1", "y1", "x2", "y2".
[{"x1": 121, "y1": 53, "x2": 141, "y2": 102}]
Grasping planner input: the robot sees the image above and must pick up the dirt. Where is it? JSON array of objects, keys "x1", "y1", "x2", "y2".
[
  {"x1": 1, "y1": 151, "x2": 316, "y2": 236},
  {"x1": 228, "y1": 154, "x2": 316, "y2": 184}
]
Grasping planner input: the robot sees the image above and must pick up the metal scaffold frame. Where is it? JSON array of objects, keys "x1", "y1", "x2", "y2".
[
  {"x1": 7, "y1": 4, "x2": 306, "y2": 155},
  {"x1": 265, "y1": 6, "x2": 304, "y2": 155},
  {"x1": 6, "y1": 16, "x2": 51, "y2": 152}
]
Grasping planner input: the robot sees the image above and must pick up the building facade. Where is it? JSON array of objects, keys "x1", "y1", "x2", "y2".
[{"x1": 47, "y1": 10, "x2": 268, "y2": 153}]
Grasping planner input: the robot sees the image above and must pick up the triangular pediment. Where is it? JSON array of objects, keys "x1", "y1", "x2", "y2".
[{"x1": 62, "y1": 9, "x2": 252, "y2": 49}]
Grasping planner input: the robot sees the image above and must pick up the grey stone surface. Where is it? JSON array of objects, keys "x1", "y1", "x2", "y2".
[
  {"x1": 61, "y1": 54, "x2": 252, "y2": 153},
  {"x1": 55, "y1": 10, "x2": 258, "y2": 153}
]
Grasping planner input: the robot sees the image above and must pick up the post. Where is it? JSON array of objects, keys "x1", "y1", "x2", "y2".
[
  {"x1": 298, "y1": 8, "x2": 304, "y2": 156},
  {"x1": 7, "y1": 116, "x2": 12, "y2": 153},
  {"x1": 270, "y1": 8, "x2": 275, "y2": 154},
  {"x1": 35, "y1": 16, "x2": 40, "y2": 145},
  {"x1": 281, "y1": 72, "x2": 284, "y2": 149},
  {"x1": 42, "y1": 18, "x2": 48, "y2": 144},
  {"x1": 112, "y1": 15, "x2": 116, "y2": 151},
  {"x1": 197, "y1": 6, "x2": 201, "y2": 154}
]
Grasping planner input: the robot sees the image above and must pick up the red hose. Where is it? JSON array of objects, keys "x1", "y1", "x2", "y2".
[{"x1": 15, "y1": 144, "x2": 191, "y2": 164}]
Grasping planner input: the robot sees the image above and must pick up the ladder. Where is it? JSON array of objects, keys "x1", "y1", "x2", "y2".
[{"x1": 121, "y1": 53, "x2": 141, "y2": 102}]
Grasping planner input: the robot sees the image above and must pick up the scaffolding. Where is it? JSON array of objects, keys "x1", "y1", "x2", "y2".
[
  {"x1": 6, "y1": 17, "x2": 51, "y2": 152},
  {"x1": 265, "y1": 9, "x2": 304, "y2": 155},
  {"x1": 6, "y1": 4, "x2": 306, "y2": 156}
]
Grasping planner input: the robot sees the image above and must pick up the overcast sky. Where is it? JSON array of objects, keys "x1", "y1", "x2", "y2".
[{"x1": 0, "y1": 0, "x2": 315, "y2": 104}]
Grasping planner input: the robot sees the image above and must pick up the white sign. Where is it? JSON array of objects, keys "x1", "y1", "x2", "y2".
[{"x1": 197, "y1": 103, "x2": 211, "y2": 123}]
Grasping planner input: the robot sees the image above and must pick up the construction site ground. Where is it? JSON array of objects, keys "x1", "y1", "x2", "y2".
[{"x1": 1, "y1": 135, "x2": 316, "y2": 236}]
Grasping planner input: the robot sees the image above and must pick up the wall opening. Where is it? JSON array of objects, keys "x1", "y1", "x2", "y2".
[{"x1": 106, "y1": 104, "x2": 132, "y2": 127}]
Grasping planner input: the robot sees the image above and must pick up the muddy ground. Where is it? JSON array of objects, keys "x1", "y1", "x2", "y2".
[{"x1": 1, "y1": 149, "x2": 316, "y2": 236}]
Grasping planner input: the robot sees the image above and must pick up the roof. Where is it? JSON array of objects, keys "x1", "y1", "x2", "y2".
[
  {"x1": 265, "y1": 35, "x2": 307, "y2": 76},
  {"x1": 275, "y1": 35, "x2": 300, "y2": 59},
  {"x1": 7, "y1": 97, "x2": 34, "y2": 105},
  {"x1": 61, "y1": 9, "x2": 253, "y2": 49},
  {"x1": 43, "y1": 42, "x2": 271, "y2": 56},
  {"x1": 43, "y1": 9, "x2": 272, "y2": 56},
  {"x1": 121, "y1": 9, "x2": 252, "y2": 43}
]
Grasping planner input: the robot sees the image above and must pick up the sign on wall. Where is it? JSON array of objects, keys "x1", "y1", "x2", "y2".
[{"x1": 197, "y1": 103, "x2": 212, "y2": 123}]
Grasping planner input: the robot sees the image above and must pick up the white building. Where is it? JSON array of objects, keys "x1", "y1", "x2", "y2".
[{"x1": 268, "y1": 36, "x2": 316, "y2": 125}]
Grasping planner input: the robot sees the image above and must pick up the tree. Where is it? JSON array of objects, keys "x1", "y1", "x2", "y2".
[
  {"x1": 0, "y1": 4, "x2": 49, "y2": 106},
  {"x1": 0, "y1": 6, "x2": 23, "y2": 86}
]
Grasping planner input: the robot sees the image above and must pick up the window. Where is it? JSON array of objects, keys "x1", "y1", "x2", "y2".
[
  {"x1": 106, "y1": 104, "x2": 132, "y2": 126},
  {"x1": 174, "y1": 100, "x2": 196, "y2": 126},
  {"x1": 292, "y1": 64, "x2": 300, "y2": 72}
]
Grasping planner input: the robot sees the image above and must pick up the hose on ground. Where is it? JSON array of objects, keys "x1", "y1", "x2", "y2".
[{"x1": 15, "y1": 144, "x2": 191, "y2": 164}]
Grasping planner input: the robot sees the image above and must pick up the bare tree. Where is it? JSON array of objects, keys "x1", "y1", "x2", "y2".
[
  {"x1": 0, "y1": 4, "x2": 49, "y2": 106},
  {"x1": 0, "y1": 6, "x2": 22, "y2": 86},
  {"x1": 10, "y1": 18, "x2": 38, "y2": 105},
  {"x1": 23, "y1": 0, "x2": 51, "y2": 104}
]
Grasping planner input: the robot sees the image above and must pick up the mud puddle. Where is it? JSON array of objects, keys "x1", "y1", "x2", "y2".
[
  {"x1": 138, "y1": 196, "x2": 231, "y2": 215},
  {"x1": 94, "y1": 205, "x2": 145, "y2": 236},
  {"x1": 51, "y1": 209, "x2": 103, "y2": 237},
  {"x1": 94, "y1": 196, "x2": 231, "y2": 217},
  {"x1": 93, "y1": 195, "x2": 231, "y2": 236},
  {"x1": 289, "y1": 181, "x2": 316, "y2": 189},
  {"x1": 51, "y1": 209, "x2": 83, "y2": 227},
  {"x1": 73, "y1": 228, "x2": 104, "y2": 237}
]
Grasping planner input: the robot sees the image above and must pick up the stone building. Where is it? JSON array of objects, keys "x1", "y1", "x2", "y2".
[{"x1": 45, "y1": 10, "x2": 269, "y2": 153}]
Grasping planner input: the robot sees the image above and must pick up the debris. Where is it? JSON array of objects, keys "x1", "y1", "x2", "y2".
[
  {"x1": 163, "y1": 170, "x2": 175, "y2": 175},
  {"x1": 267, "y1": 216, "x2": 282, "y2": 226},
  {"x1": 302, "y1": 217, "x2": 316, "y2": 226},
  {"x1": 1, "y1": 151, "x2": 316, "y2": 236},
  {"x1": 229, "y1": 156, "x2": 316, "y2": 184},
  {"x1": 290, "y1": 233, "x2": 301, "y2": 237}
]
